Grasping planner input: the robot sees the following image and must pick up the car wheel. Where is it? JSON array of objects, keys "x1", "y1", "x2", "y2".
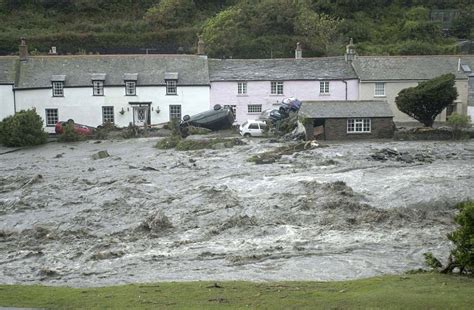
[
  {"x1": 214, "y1": 104, "x2": 222, "y2": 111},
  {"x1": 183, "y1": 115, "x2": 190, "y2": 121},
  {"x1": 244, "y1": 133, "x2": 251, "y2": 137}
]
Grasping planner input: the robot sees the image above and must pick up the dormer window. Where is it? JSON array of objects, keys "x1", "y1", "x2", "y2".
[
  {"x1": 123, "y1": 73, "x2": 138, "y2": 96},
  {"x1": 51, "y1": 75, "x2": 65, "y2": 97},
  {"x1": 125, "y1": 81, "x2": 136, "y2": 96},
  {"x1": 166, "y1": 80, "x2": 177, "y2": 95},
  {"x1": 93, "y1": 80, "x2": 104, "y2": 96},
  {"x1": 165, "y1": 72, "x2": 178, "y2": 96},
  {"x1": 52, "y1": 81, "x2": 64, "y2": 97},
  {"x1": 91, "y1": 73, "x2": 106, "y2": 96}
]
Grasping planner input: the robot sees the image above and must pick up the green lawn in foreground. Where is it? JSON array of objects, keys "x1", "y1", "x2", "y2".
[{"x1": 0, "y1": 273, "x2": 473, "y2": 309}]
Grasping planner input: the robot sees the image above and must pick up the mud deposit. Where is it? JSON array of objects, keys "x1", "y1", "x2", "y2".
[{"x1": 1, "y1": 138, "x2": 473, "y2": 287}]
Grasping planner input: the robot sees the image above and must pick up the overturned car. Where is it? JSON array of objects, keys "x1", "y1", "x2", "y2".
[{"x1": 179, "y1": 104, "x2": 235, "y2": 137}]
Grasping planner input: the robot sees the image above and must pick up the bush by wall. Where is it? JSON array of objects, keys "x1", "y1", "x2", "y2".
[{"x1": 0, "y1": 109, "x2": 48, "y2": 147}]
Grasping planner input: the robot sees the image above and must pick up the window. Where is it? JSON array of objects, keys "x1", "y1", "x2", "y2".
[
  {"x1": 320, "y1": 81, "x2": 330, "y2": 94},
  {"x1": 237, "y1": 82, "x2": 247, "y2": 95},
  {"x1": 374, "y1": 82, "x2": 385, "y2": 97},
  {"x1": 52, "y1": 82, "x2": 64, "y2": 97},
  {"x1": 169, "y1": 105, "x2": 181, "y2": 120},
  {"x1": 248, "y1": 104, "x2": 262, "y2": 113},
  {"x1": 166, "y1": 80, "x2": 177, "y2": 95},
  {"x1": 45, "y1": 108, "x2": 58, "y2": 127},
  {"x1": 224, "y1": 105, "x2": 237, "y2": 115},
  {"x1": 125, "y1": 81, "x2": 136, "y2": 96},
  {"x1": 347, "y1": 118, "x2": 371, "y2": 133},
  {"x1": 248, "y1": 123, "x2": 259, "y2": 129},
  {"x1": 271, "y1": 81, "x2": 284, "y2": 95},
  {"x1": 102, "y1": 106, "x2": 114, "y2": 124},
  {"x1": 93, "y1": 80, "x2": 104, "y2": 96}
]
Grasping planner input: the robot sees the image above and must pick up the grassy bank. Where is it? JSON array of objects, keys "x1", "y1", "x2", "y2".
[{"x1": 1, "y1": 273, "x2": 473, "y2": 309}]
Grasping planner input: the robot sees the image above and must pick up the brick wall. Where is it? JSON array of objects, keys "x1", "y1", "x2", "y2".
[{"x1": 306, "y1": 117, "x2": 394, "y2": 140}]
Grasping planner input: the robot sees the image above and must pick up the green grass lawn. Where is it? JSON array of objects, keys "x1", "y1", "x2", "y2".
[{"x1": 1, "y1": 273, "x2": 473, "y2": 309}]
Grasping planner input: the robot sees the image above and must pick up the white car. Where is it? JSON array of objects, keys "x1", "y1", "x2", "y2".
[{"x1": 239, "y1": 120, "x2": 268, "y2": 137}]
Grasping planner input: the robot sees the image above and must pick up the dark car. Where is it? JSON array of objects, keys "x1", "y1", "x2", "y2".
[
  {"x1": 55, "y1": 120, "x2": 94, "y2": 136},
  {"x1": 258, "y1": 109, "x2": 284, "y2": 123},
  {"x1": 180, "y1": 104, "x2": 235, "y2": 131}
]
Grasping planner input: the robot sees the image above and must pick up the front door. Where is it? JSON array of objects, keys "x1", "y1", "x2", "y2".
[{"x1": 133, "y1": 106, "x2": 149, "y2": 127}]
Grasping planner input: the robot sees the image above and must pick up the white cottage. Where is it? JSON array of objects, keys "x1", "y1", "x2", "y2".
[{"x1": 6, "y1": 41, "x2": 210, "y2": 133}]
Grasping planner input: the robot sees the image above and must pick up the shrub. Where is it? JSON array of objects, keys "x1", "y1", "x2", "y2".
[
  {"x1": 396, "y1": 74, "x2": 458, "y2": 127},
  {"x1": 447, "y1": 113, "x2": 471, "y2": 140},
  {"x1": 424, "y1": 200, "x2": 474, "y2": 274},
  {"x1": 155, "y1": 135, "x2": 182, "y2": 149},
  {"x1": 57, "y1": 123, "x2": 83, "y2": 142},
  {"x1": 0, "y1": 109, "x2": 48, "y2": 147}
]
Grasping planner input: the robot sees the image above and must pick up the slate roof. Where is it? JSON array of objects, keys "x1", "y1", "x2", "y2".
[
  {"x1": 0, "y1": 57, "x2": 17, "y2": 84},
  {"x1": 353, "y1": 55, "x2": 474, "y2": 81},
  {"x1": 209, "y1": 57, "x2": 357, "y2": 81},
  {"x1": 300, "y1": 100, "x2": 393, "y2": 118},
  {"x1": 16, "y1": 55, "x2": 210, "y2": 88}
]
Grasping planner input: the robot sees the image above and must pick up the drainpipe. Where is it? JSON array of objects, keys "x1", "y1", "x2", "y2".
[
  {"x1": 342, "y1": 80, "x2": 348, "y2": 100},
  {"x1": 13, "y1": 87, "x2": 17, "y2": 114}
]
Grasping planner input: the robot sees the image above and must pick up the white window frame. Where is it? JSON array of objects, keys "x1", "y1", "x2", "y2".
[
  {"x1": 319, "y1": 81, "x2": 330, "y2": 94},
  {"x1": 102, "y1": 106, "x2": 114, "y2": 124},
  {"x1": 52, "y1": 81, "x2": 64, "y2": 97},
  {"x1": 169, "y1": 104, "x2": 181, "y2": 120},
  {"x1": 45, "y1": 108, "x2": 58, "y2": 127},
  {"x1": 92, "y1": 80, "x2": 104, "y2": 96},
  {"x1": 125, "y1": 81, "x2": 136, "y2": 96},
  {"x1": 248, "y1": 104, "x2": 262, "y2": 114},
  {"x1": 237, "y1": 82, "x2": 247, "y2": 95},
  {"x1": 347, "y1": 118, "x2": 371, "y2": 133},
  {"x1": 271, "y1": 81, "x2": 284, "y2": 95},
  {"x1": 166, "y1": 80, "x2": 177, "y2": 95},
  {"x1": 374, "y1": 82, "x2": 385, "y2": 97}
]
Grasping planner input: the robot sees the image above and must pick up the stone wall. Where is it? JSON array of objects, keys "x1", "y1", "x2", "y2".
[{"x1": 306, "y1": 117, "x2": 394, "y2": 140}]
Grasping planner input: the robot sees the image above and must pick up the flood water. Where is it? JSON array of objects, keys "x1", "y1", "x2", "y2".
[{"x1": 1, "y1": 137, "x2": 473, "y2": 287}]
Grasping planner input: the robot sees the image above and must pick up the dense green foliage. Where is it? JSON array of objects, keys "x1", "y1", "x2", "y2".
[
  {"x1": 446, "y1": 200, "x2": 474, "y2": 274},
  {"x1": 395, "y1": 73, "x2": 458, "y2": 127},
  {"x1": 1, "y1": 274, "x2": 474, "y2": 309},
  {"x1": 0, "y1": 109, "x2": 48, "y2": 147},
  {"x1": 57, "y1": 122, "x2": 82, "y2": 142},
  {"x1": 0, "y1": 0, "x2": 472, "y2": 57}
]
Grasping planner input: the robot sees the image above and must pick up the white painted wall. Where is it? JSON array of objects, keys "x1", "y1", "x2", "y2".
[
  {"x1": 0, "y1": 84, "x2": 14, "y2": 121},
  {"x1": 359, "y1": 80, "x2": 469, "y2": 124},
  {"x1": 15, "y1": 85, "x2": 210, "y2": 132}
]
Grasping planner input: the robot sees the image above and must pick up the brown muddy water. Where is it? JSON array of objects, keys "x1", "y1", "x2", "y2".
[{"x1": 0, "y1": 137, "x2": 473, "y2": 287}]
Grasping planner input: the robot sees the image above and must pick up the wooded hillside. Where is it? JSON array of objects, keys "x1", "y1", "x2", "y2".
[{"x1": 0, "y1": 0, "x2": 472, "y2": 58}]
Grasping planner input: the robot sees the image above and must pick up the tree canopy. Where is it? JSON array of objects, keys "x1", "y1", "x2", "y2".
[
  {"x1": 0, "y1": 0, "x2": 472, "y2": 57},
  {"x1": 395, "y1": 73, "x2": 458, "y2": 127}
]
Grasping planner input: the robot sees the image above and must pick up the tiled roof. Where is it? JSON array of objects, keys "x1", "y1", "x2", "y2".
[
  {"x1": 209, "y1": 57, "x2": 358, "y2": 81},
  {"x1": 0, "y1": 57, "x2": 17, "y2": 84},
  {"x1": 300, "y1": 100, "x2": 393, "y2": 118},
  {"x1": 353, "y1": 55, "x2": 474, "y2": 81},
  {"x1": 15, "y1": 55, "x2": 210, "y2": 88}
]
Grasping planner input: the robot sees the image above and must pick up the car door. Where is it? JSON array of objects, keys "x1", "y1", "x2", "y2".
[{"x1": 248, "y1": 122, "x2": 260, "y2": 136}]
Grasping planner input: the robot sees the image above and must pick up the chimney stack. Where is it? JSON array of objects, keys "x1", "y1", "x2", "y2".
[
  {"x1": 197, "y1": 35, "x2": 205, "y2": 55},
  {"x1": 295, "y1": 42, "x2": 302, "y2": 59},
  {"x1": 345, "y1": 38, "x2": 356, "y2": 62},
  {"x1": 19, "y1": 37, "x2": 28, "y2": 61}
]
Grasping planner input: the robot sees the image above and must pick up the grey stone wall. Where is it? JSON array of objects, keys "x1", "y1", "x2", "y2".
[{"x1": 468, "y1": 76, "x2": 474, "y2": 108}]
